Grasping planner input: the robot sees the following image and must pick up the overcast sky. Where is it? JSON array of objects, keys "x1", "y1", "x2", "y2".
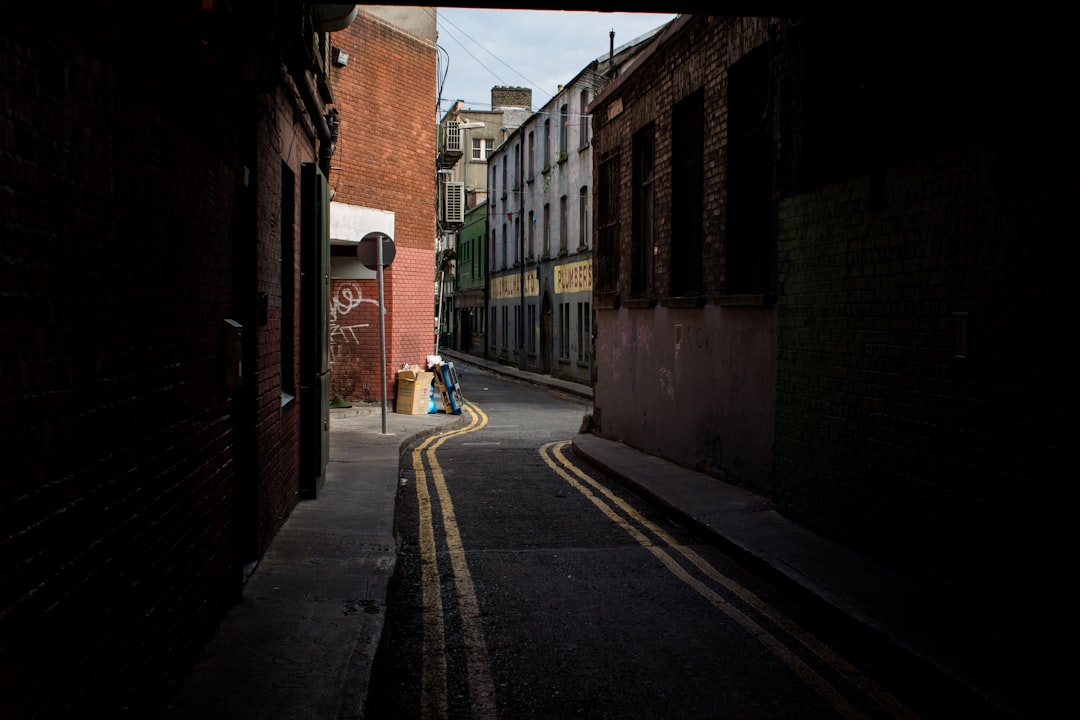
[{"x1": 433, "y1": 8, "x2": 678, "y2": 117}]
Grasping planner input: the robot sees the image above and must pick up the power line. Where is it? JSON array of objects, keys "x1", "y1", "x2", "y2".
[{"x1": 433, "y1": 8, "x2": 557, "y2": 102}]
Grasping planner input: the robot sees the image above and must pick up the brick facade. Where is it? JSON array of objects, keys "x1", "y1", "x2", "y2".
[
  {"x1": 327, "y1": 10, "x2": 437, "y2": 403},
  {"x1": 590, "y1": 13, "x2": 1079, "y2": 630},
  {"x1": 492, "y1": 85, "x2": 533, "y2": 109},
  {"x1": 1, "y1": 3, "x2": 334, "y2": 715},
  {"x1": 589, "y1": 17, "x2": 777, "y2": 493},
  {"x1": 771, "y1": 17, "x2": 1080, "y2": 617}
]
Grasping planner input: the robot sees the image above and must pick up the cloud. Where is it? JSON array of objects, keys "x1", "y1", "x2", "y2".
[{"x1": 436, "y1": 9, "x2": 677, "y2": 114}]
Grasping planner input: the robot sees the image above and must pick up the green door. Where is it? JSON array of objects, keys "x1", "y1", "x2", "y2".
[{"x1": 300, "y1": 162, "x2": 330, "y2": 499}]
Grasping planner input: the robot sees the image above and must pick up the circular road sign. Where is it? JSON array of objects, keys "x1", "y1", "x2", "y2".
[{"x1": 357, "y1": 232, "x2": 396, "y2": 269}]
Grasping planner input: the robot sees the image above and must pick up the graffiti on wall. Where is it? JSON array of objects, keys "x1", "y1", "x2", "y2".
[{"x1": 330, "y1": 283, "x2": 379, "y2": 358}]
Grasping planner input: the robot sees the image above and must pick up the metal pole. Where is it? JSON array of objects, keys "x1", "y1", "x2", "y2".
[
  {"x1": 435, "y1": 263, "x2": 443, "y2": 356},
  {"x1": 378, "y1": 235, "x2": 387, "y2": 434}
]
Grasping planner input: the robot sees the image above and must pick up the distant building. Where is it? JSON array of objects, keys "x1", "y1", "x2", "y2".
[
  {"x1": 437, "y1": 87, "x2": 532, "y2": 352},
  {"x1": 485, "y1": 24, "x2": 668, "y2": 383}
]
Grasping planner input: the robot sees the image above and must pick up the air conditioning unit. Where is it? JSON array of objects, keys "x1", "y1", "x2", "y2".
[
  {"x1": 443, "y1": 181, "x2": 464, "y2": 225},
  {"x1": 444, "y1": 121, "x2": 462, "y2": 153}
]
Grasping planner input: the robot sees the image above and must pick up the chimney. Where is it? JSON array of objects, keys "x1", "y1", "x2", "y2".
[
  {"x1": 491, "y1": 86, "x2": 532, "y2": 110},
  {"x1": 609, "y1": 29, "x2": 617, "y2": 78}
]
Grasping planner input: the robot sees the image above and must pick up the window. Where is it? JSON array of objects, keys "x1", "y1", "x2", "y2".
[
  {"x1": 543, "y1": 118, "x2": 551, "y2": 170},
  {"x1": 671, "y1": 89, "x2": 704, "y2": 296},
  {"x1": 726, "y1": 45, "x2": 773, "y2": 295},
  {"x1": 514, "y1": 305, "x2": 521, "y2": 350},
  {"x1": 579, "y1": 90, "x2": 590, "y2": 148},
  {"x1": 470, "y1": 235, "x2": 479, "y2": 280},
  {"x1": 559, "y1": 104, "x2": 568, "y2": 156},
  {"x1": 490, "y1": 308, "x2": 497, "y2": 350},
  {"x1": 514, "y1": 142, "x2": 522, "y2": 190},
  {"x1": 559, "y1": 195, "x2": 568, "y2": 254},
  {"x1": 528, "y1": 210, "x2": 536, "y2": 259},
  {"x1": 578, "y1": 186, "x2": 588, "y2": 250},
  {"x1": 472, "y1": 137, "x2": 493, "y2": 161},
  {"x1": 501, "y1": 157, "x2": 507, "y2": 197},
  {"x1": 543, "y1": 203, "x2": 551, "y2": 258},
  {"x1": 501, "y1": 223, "x2": 508, "y2": 270},
  {"x1": 595, "y1": 151, "x2": 621, "y2": 293},
  {"x1": 528, "y1": 303, "x2": 537, "y2": 353},
  {"x1": 561, "y1": 304, "x2": 570, "y2": 360},
  {"x1": 513, "y1": 216, "x2": 521, "y2": 265},
  {"x1": 527, "y1": 130, "x2": 535, "y2": 180},
  {"x1": 501, "y1": 306, "x2": 508, "y2": 351},
  {"x1": 577, "y1": 301, "x2": 590, "y2": 363},
  {"x1": 631, "y1": 123, "x2": 655, "y2": 298}
]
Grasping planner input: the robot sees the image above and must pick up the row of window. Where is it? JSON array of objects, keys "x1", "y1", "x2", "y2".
[
  {"x1": 490, "y1": 92, "x2": 590, "y2": 204},
  {"x1": 490, "y1": 301, "x2": 591, "y2": 364},
  {"x1": 597, "y1": 46, "x2": 773, "y2": 301},
  {"x1": 491, "y1": 188, "x2": 590, "y2": 270}
]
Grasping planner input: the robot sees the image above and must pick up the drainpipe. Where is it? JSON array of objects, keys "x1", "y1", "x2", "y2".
[
  {"x1": 609, "y1": 29, "x2": 616, "y2": 78},
  {"x1": 290, "y1": 66, "x2": 336, "y2": 176}
]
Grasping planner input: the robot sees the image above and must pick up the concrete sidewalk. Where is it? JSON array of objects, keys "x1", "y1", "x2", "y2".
[
  {"x1": 163, "y1": 352, "x2": 1047, "y2": 719},
  {"x1": 161, "y1": 404, "x2": 465, "y2": 720}
]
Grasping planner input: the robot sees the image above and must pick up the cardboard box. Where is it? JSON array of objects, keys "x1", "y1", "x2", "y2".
[{"x1": 396, "y1": 368, "x2": 435, "y2": 414}]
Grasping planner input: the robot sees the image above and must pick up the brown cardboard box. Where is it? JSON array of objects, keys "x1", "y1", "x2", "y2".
[{"x1": 396, "y1": 368, "x2": 435, "y2": 414}]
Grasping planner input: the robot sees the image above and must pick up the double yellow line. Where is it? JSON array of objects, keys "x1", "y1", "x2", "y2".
[
  {"x1": 412, "y1": 418, "x2": 916, "y2": 720},
  {"x1": 539, "y1": 440, "x2": 919, "y2": 720},
  {"x1": 412, "y1": 402, "x2": 496, "y2": 720}
]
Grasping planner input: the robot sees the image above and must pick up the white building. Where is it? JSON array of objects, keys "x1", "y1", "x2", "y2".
[{"x1": 486, "y1": 24, "x2": 670, "y2": 384}]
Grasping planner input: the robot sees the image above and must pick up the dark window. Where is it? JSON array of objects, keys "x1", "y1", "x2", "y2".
[
  {"x1": 543, "y1": 118, "x2": 551, "y2": 170},
  {"x1": 559, "y1": 195, "x2": 568, "y2": 254},
  {"x1": 670, "y1": 89, "x2": 704, "y2": 296},
  {"x1": 579, "y1": 90, "x2": 590, "y2": 148},
  {"x1": 595, "y1": 151, "x2": 621, "y2": 293},
  {"x1": 559, "y1": 104, "x2": 569, "y2": 156},
  {"x1": 631, "y1": 123, "x2": 655, "y2": 298},
  {"x1": 727, "y1": 45, "x2": 773, "y2": 294}
]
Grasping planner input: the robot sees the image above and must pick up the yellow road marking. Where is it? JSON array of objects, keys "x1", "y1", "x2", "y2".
[
  {"x1": 541, "y1": 441, "x2": 919, "y2": 720},
  {"x1": 413, "y1": 403, "x2": 496, "y2": 720}
]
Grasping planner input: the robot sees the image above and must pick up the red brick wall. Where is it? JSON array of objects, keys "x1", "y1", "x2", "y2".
[{"x1": 328, "y1": 10, "x2": 437, "y2": 403}]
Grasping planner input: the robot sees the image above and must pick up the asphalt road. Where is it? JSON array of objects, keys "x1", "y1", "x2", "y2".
[{"x1": 366, "y1": 365, "x2": 935, "y2": 720}]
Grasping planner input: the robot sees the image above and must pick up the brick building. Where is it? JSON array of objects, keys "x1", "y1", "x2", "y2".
[
  {"x1": 1, "y1": 2, "x2": 354, "y2": 715},
  {"x1": 325, "y1": 7, "x2": 438, "y2": 404},
  {"x1": 589, "y1": 12, "x2": 1079, "y2": 686}
]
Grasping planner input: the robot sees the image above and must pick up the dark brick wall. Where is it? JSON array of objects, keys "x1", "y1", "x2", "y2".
[
  {"x1": 588, "y1": 17, "x2": 777, "y2": 493},
  {"x1": 588, "y1": 12, "x2": 1079, "y2": 629},
  {"x1": 773, "y1": 16, "x2": 1080, "y2": 619},
  {"x1": 1, "y1": 3, "x2": 317, "y2": 715}
]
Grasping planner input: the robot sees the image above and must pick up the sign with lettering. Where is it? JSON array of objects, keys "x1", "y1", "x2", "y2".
[
  {"x1": 554, "y1": 260, "x2": 593, "y2": 294},
  {"x1": 491, "y1": 270, "x2": 539, "y2": 300}
]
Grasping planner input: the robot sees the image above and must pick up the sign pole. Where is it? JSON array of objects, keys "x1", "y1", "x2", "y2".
[
  {"x1": 378, "y1": 235, "x2": 387, "y2": 434},
  {"x1": 357, "y1": 231, "x2": 395, "y2": 435}
]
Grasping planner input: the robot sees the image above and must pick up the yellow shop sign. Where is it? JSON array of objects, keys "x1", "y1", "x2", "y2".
[
  {"x1": 555, "y1": 260, "x2": 593, "y2": 294},
  {"x1": 491, "y1": 270, "x2": 539, "y2": 300}
]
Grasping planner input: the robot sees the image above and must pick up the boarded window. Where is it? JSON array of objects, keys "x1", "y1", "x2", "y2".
[
  {"x1": 631, "y1": 123, "x2": 655, "y2": 298},
  {"x1": 595, "y1": 151, "x2": 621, "y2": 293},
  {"x1": 670, "y1": 89, "x2": 704, "y2": 296},
  {"x1": 727, "y1": 45, "x2": 773, "y2": 294}
]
